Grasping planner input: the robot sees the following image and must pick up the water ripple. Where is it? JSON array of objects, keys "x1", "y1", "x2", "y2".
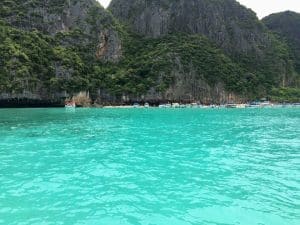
[{"x1": 0, "y1": 108, "x2": 299, "y2": 225}]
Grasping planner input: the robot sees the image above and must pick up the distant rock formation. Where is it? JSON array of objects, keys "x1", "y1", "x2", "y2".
[
  {"x1": 263, "y1": 11, "x2": 300, "y2": 74},
  {"x1": 0, "y1": 0, "x2": 299, "y2": 106},
  {"x1": 1, "y1": 0, "x2": 122, "y2": 62},
  {"x1": 109, "y1": 0, "x2": 268, "y2": 56}
]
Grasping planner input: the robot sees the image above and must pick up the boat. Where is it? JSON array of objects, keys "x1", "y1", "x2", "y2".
[
  {"x1": 144, "y1": 103, "x2": 150, "y2": 108},
  {"x1": 260, "y1": 101, "x2": 273, "y2": 108},
  {"x1": 65, "y1": 100, "x2": 76, "y2": 108},
  {"x1": 226, "y1": 104, "x2": 237, "y2": 108},
  {"x1": 248, "y1": 102, "x2": 260, "y2": 108},
  {"x1": 191, "y1": 103, "x2": 198, "y2": 108},
  {"x1": 236, "y1": 104, "x2": 246, "y2": 108},
  {"x1": 159, "y1": 103, "x2": 171, "y2": 108},
  {"x1": 172, "y1": 103, "x2": 180, "y2": 108},
  {"x1": 248, "y1": 100, "x2": 273, "y2": 108}
]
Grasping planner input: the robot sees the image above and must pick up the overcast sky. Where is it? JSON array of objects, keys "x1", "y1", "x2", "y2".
[{"x1": 97, "y1": 0, "x2": 300, "y2": 19}]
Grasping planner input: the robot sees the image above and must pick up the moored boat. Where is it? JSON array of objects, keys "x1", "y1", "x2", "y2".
[
  {"x1": 226, "y1": 104, "x2": 237, "y2": 108},
  {"x1": 236, "y1": 104, "x2": 247, "y2": 108},
  {"x1": 191, "y1": 103, "x2": 198, "y2": 108},
  {"x1": 248, "y1": 102, "x2": 260, "y2": 108},
  {"x1": 260, "y1": 101, "x2": 273, "y2": 108},
  {"x1": 159, "y1": 103, "x2": 172, "y2": 108},
  {"x1": 172, "y1": 103, "x2": 180, "y2": 108},
  {"x1": 65, "y1": 100, "x2": 76, "y2": 108},
  {"x1": 133, "y1": 103, "x2": 140, "y2": 108}
]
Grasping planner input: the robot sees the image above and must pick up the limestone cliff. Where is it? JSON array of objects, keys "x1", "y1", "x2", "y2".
[
  {"x1": 109, "y1": 0, "x2": 268, "y2": 56},
  {"x1": 107, "y1": 0, "x2": 296, "y2": 101},
  {"x1": 1, "y1": 0, "x2": 122, "y2": 62},
  {"x1": 263, "y1": 11, "x2": 300, "y2": 75},
  {"x1": 0, "y1": 0, "x2": 298, "y2": 106},
  {"x1": 0, "y1": 0, "x2": 122, "y2": 105}
]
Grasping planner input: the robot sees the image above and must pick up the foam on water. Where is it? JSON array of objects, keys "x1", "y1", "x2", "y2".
[{"x1": 0, "y1": 108, "x2": 299, "y2": 225}]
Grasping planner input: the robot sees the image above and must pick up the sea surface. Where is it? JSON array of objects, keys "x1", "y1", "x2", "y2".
[{"x1": 0, "y1": 108, "x2": 299, "y2": 225}]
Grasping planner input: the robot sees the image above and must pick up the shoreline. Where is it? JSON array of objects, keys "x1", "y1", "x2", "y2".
[
  {"x1": 1, "y1": 103, "x2": 299, "y2": 109},
  {"x1": 1, "y1": 98, "x2": 299, "y2": 109}
]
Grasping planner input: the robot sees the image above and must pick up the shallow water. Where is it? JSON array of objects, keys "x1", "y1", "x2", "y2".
[{"x1": 0, "y1": 108, "x2": 299, "y2": 225}]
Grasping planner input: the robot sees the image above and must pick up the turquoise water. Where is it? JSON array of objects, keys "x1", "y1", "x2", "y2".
[{"x1": 0, "y1": 108, "x2": 299, "y2": 225}]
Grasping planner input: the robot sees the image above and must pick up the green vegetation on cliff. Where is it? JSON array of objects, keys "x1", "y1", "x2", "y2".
[
  {"x1": 270, "y1": 88, "x2": 300, "y2": 103},
  {"x1": 0, "y1": 21, "x2": 54, "y2": 93},
  {"x1": 0, "y1": 0, "x2": 299, "y2": 103},
  {"x1": 263, "y1": 11, "x2": 300, "y2": 74},
  {"x1": 0, "y1": 20, "x2": 89, "y2": 95},
  {"x1": 95, "y1": 33, "x2": 244, "y2": 98}
]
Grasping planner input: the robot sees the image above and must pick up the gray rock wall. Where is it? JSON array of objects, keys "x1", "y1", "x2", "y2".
[
  {"x1": 109, "y1": 0, "x2": 268, "y2": 56},
  {"x1": 3, "y1": 0, "x2": 122, "y2": 62}
]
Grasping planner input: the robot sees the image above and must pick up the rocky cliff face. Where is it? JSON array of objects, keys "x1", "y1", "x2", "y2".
[
  {"x1": 0, "y1": 0, "x2": 298, "y2": 106},
  {"x1": 263, "y1": 11, "x2": 300, "y2": 74},
  {"x1": 107, "y1": 0, "x2": 296, "y2": 101},
  {"x1": 1, "y1": 0, "x2": 122, "y2": 62},
  {"x1": 0, "y1": 0, "x2": 122, "y2": 105},
  {"x1": 3, "y1": 0, "x2": 94, "y2": 34},
  {"x1": 109, "y1": 0, "x2": 268, "y2": 56}
]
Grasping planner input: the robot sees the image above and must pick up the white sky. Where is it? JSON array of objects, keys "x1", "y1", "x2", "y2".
[
  {"x1": 97, "y1": 0, "x2": 111, "y2": 8},
  {"x1": 97, "y1": 0, "x2": 300, "y2": 19}
]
